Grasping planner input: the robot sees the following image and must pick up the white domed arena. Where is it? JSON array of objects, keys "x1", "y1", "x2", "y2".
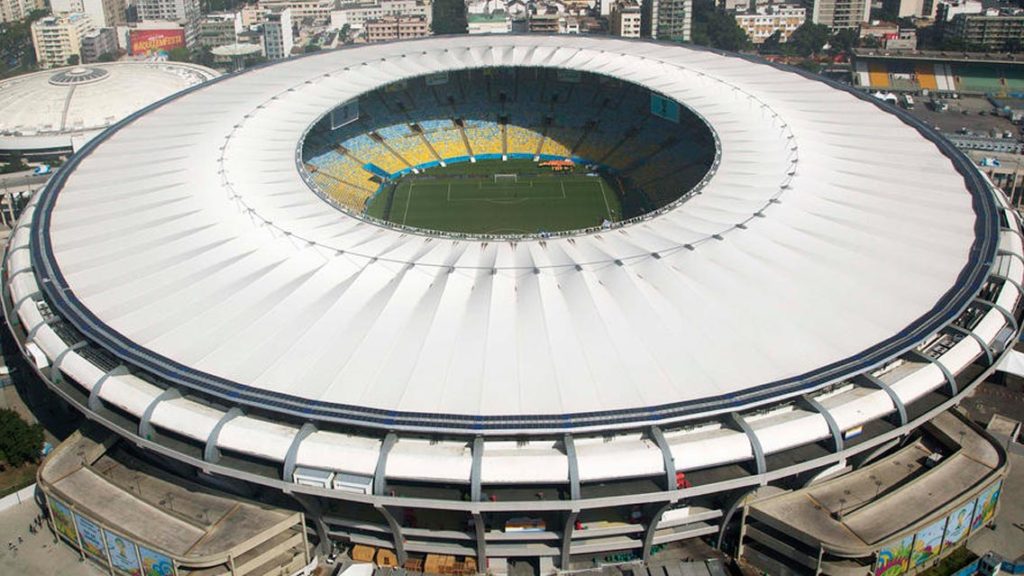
[
  {"x1": 0, "y1": 61, "x2": 217, "y2": 159},
  {"x1": 4, "y1": 36, "x2": 1020, "y2": 575}
]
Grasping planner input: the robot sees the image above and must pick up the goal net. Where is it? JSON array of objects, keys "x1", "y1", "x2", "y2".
[{"x1": 494, "y1": 174, "x2": 518, "y2": 184}]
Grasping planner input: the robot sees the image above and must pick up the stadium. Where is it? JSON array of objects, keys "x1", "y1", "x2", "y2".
[
  {"x1": 2, "y1": 36, "x2": 1021, "y2": 576},
  {"x1": 0, "y1": 61, "x2": 218, "y2": 160}
]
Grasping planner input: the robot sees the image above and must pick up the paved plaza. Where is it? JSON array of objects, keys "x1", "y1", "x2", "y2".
[{"x1": 0, "y1": 497, "x2": 99, "y2": 576}]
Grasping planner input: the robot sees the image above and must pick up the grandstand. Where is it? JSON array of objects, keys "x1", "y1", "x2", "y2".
[
  {"x1": 300, "y1": 67, "x2": 717, "y2": 233},
  {"x1": 854, "y1": 53, "x2": 1024, "y2": 95}
]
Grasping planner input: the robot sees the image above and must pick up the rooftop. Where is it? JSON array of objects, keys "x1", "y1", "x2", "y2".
[
  {"x1": 749, "y1": 411, "x2": 1006, "y2": 555},
  {"x1": 40, "y1": 426, "x2": 304, "y2": 564}
]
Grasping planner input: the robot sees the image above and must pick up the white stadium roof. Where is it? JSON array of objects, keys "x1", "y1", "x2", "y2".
[
  {"x1": 27, "y1": 37, "x2": 1000, "y2": 433},
  {"x1": 0, "y1": 62, "x2": 217, "y2": 154}
]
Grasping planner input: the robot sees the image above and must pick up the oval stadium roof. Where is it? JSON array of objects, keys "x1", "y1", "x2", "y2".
[{"x1": 29, "y1": 36, "x2": 997, "y2": 433}]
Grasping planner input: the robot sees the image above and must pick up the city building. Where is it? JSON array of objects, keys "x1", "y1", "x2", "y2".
[
  {"x1": 812, "y1": 0, "x2": 871, "y2": 29},
  {"x1": 467, "y1": 11, "x2": 511, "y2": 34},
  {"x1": 646, "y1": 0, "x2": 692, "y2": 41},
  {"x1": 0, "y1": 0, "x2": 42, "y2": 24},
  {"x1": 260, "y1": 0, "x2": 333, "y2": 23},
  {"x1": 945, "y1": 11, "x2": 1024, "y2": 51},
  {"x1": 6, "y1": 36, "x2": 1018, "y2": 573},
  {"x1": 882, "y1": 0, "x2": 937, "y2": 20},
  {"x1": 49, "y1": 0, "x2": 126, "y2": 27},
  {"x1": 30, "y1": 12, "x2": 96, "y2": 68},
  {"x1": 79, "y1": 27, "x2": 117, "y2": 61},
  {"x1": 198, "y1": 11, "x2": 243, "y2": 49},
  {"x1": 364, "y1": 14, "x2": 429, "y2": 41},
  {"x1": 527, "y1": 12, "x2": 562, "y2": 33},
  {"x1": 240, "y1": 2, "x2": 266, "y2": 26},
  {"x1": 329, "y1": 0, "x2": 432, "y2": 33},
  {"x1": 262, "y1": 7, "x2": 293, "y2": 59},
  {"x1": 935, "y1": 0, "x2": 983, "y2": 22},
  {"x1": 135, "y1": 0, "x2": 200, "y2": 46},
  {"x1": 734, "y1": 3, "x2": 806, "y2": 44},
  {"x1": 610, "y1": 0, "x2": 642, "y2": 38}
]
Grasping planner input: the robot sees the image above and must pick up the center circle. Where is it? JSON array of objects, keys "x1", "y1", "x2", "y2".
[{"x1": 299, "y1": 66, "x2": 718, "y2": 237}]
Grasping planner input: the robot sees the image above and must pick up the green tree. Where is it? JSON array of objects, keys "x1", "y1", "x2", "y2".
[
  {"x1": 759, "y1": 30, "x2": 783, "y2": 55},
  {"x1": 67, "y1": 54, "x2": 80, "y2": 65},
  {"x1": 305, "y1": 43, "x2": 322, "y2": 53},
  {"x1": 97, "y1": 51, "x2": 117, "y2": 62},
  {"x1": 0, "y1": 409, "x2": 43, "y2": 468},
  {"x1": 828, "y1": 28, "x2": 859, "y2": 55},
  {"x1": 787, "y1": 22, "x2": 831, "y2": 56},
  {"x1": 690, "y1": 0, "x2": 752, "y2": 51},
  {"x1": 431, "y1": 0, "x2": 468, "y2": 35},
  {"x1": 168, "y1": 46, "x2": 190, "y2": 62}
]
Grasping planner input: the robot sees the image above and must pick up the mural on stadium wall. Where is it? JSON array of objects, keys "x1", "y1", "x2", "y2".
[
  {"x1": 944, "y1": 500, "x2": 976, "y2": 550},
  {"x1": 104, "y1": 528, "x2": 142, "y2": 576},
  {"x1": 139, "y1": 545, "x2": 176, "y2": 576},
  {"x1": 972, "y1": 481, "x2": 1002, "y2": 531},
  {"x1": 912, "y1": 517, "x2": 948, "y2": 567},
  {"x1": 48, "y1": 497, "x2": 78, "y2": 546},
  {"x1": 875, "y1": 535, "x2": 914, "y2": 576},
  {"x1": 74, "y1": 512, "x2": 107, "y2": 562}
]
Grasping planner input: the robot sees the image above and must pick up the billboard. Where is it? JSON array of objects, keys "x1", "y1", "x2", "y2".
[
  {"x1": 557, "y1": 69, "x2": 581, "y2": 83},
  {"x1": 650, "y1": 93, "x2": 680, "y2": 123},
  {"x1": 105, "y1": 528, "x2": 142, "y2": 576},
  {"x1": 130, "y1": 29, "x2": 186, "y2": 56},
  {"x1": 943, "y1": 500, "x2": 976, "y2": 551},
  {"x1": 74, "y1": 512, "x2": 107, "y2": 563},
  {"x1": 330, "y1": 99, "x2": 359, "y2": 130},
  {"x1": 972, "y1": 481, "x2": 1002, "y2": 531},
  {"x1": 875, "y1": 534, "x2": 913, "y2": 576},
  {"x1": 48, "y1": 497, "x2": 78, "y2": 547},
  {"x1": 426, "y1": 72, "x2": 449, "y2": 86},
  {"x1": 139, "y1": 545, "x2": 176, "y2": 576},
  {"x1": 911, "y1": 517, "x2": 947, "y2": 568}
]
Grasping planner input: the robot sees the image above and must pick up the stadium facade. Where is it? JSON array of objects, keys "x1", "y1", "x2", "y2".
[{"x1": 2, "y1": 36, "x2": 1021, "y2": 574}]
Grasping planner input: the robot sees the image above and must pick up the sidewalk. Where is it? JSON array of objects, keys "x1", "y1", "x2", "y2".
[{"x1": 0, "y1": 498, "x2": 100, "y2": 576}]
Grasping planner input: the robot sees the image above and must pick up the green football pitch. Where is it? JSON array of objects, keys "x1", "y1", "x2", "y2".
[{"x1": 365, "y1": 160, "x2": 623, "y2": 235}]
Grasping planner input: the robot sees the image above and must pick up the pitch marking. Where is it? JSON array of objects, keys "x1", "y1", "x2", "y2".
[
  {"x1": 401, "y1": 182, "x2": 414, "y2": 225},
  {"x1": 598, "y1": 179, "x2": 613, "y2": 219}
]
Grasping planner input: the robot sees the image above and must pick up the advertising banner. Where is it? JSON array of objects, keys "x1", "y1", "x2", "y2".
[
  {"x1": 48, "y1": 497, "x2": 78, "y2": 547},
  {"x1": 911, "y1": 517, "x2": 947, "y2": 567},
  {"x1": 105, "y1": 528, "x2": 142, "y2": 576},
  {"x1": 972, "y1": 481, "x2": 1002, "y2": 531},
  {"x1": 130, "y1": 29, "x2": 186, "y2": 56},
  {"x1": 875, "y1": 534, "x2": 914, "y2": 576},
  {"x1": 74, "y1": 512, "x2": 107, "y2": 562},
  {"x1": 943, "y1": 500, "x2": 976, "y2": 551},
  {"x1": 139, "y1": 545, "x2": 176, "y2": 576}
]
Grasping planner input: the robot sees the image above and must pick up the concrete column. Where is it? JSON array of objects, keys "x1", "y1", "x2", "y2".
[{"x1": 376, "y1": 504, "x2": 408, "y2": 565}]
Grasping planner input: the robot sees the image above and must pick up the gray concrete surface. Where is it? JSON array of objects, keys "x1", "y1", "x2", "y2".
[
  {"x1": 968, "y1": 449, "x2": 1024, "y2": 562},
  {"x1": 908, "y1": 95, "x2": 1021, "y2": 137},
  {"x1": 0, "y1": 498, "x2": 101, "y2": 576}
]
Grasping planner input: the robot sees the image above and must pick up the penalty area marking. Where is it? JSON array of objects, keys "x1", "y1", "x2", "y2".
[
  {"x1": 401, "y1": 181, "x2": 414, "y2": 225},
  {"x1": 597, "y1": 179, "x2": 613, "y2": 220}
]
